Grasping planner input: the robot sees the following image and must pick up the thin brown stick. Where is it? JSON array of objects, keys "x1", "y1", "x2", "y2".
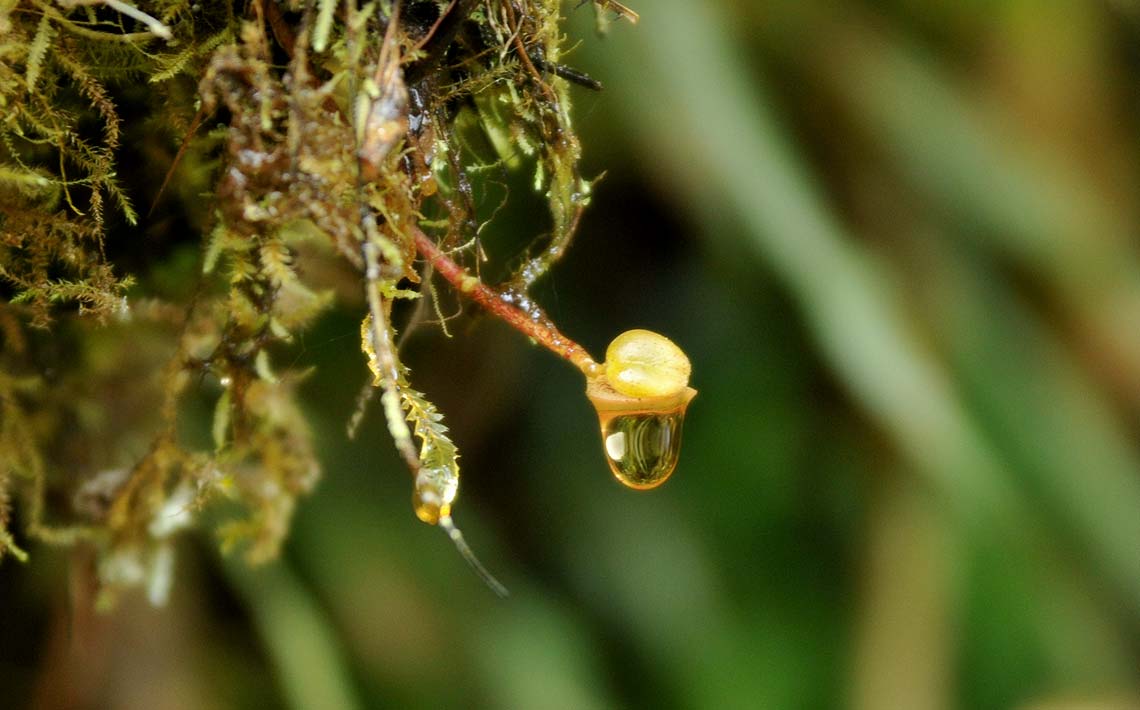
[
  {"x1": 404, "y1": 0, "x2": 478, "y2": 83},
  {"x1": 502, "y1": 1, "x2": 558, "y2": 105},
  {"x1": 411, "y1": 227, "x2": 601, "y2": 377},
  {"x1": 147, "y1": 106, "x2": 206, "y2": 218},
  {"x1": 411, "y1": 0, "x2": 458, "y2": 52}
]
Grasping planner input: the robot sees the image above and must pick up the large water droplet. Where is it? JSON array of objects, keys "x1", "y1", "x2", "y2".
[{"x1": 599, "y1": 411, "x2": 685, "y2": 489}]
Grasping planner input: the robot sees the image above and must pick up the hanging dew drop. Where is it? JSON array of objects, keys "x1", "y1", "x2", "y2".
[
  {"x1": 586, "y1": 329, "x2": 696, "y2": 490},
  {"x1": 598, "y1": 410, "x2": 686, "y2": 489}
]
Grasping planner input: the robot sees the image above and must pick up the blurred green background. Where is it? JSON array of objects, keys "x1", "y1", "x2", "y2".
[{"x1": 4, "y1": 0, "x2": 1140, "y2": 708}]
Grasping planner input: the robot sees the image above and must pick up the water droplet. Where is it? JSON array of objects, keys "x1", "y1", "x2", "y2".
[
  {"x1": 412, "y1": 465, "x2": 457, "y2": 524},
  {"x1": 598, "y1": 411, "x2": 685, "y2": 489},
  {"x1": 586, "y1": 359, "x2": 696, "y2": 490}
]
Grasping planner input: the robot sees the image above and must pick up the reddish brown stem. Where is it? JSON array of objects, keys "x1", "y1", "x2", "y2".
[
  {"x1": 147, "y1": 106, "x2": 206, "y2": 219},
  {"x1": 412, "y1": 227, "x2": 601, "y2": 377}
]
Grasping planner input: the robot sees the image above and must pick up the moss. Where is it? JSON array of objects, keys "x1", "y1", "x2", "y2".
[{"x1": 0, "y1": 0, "x2": 619, "y2": 601}]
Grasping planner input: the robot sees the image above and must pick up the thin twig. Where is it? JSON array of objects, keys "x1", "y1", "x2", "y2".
[
  {"x1": 411, "y1": 226, "x2": 601, "y2": 377},
  {"x1": 148, "y1": 106, "x2": 207, "y2": 218}
]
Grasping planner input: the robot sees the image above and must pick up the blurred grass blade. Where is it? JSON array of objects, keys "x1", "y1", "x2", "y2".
[
  {"x1": 928, "y1": 251, "x2": 1140, "y2": 620},
  {"x1": 819, "y1": 16, "x2": 1140, "y2": 404},
  {"x1": 225, "y1": 557, "x2": 362, "y2": 710},
  {"x1": 853, "y1": 479, "x2": 953, "y2": 710}
]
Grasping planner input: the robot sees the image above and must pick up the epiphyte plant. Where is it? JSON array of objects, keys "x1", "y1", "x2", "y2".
[
  {"x1": 374, "y1": 230, "x2": 698, "y2": 594},
  {"x1": 415, "y1": 230, "x2": 697, "y2": 491},
  {"x1": 0, "y1": 0, "x2": 692, "y2": 601}
]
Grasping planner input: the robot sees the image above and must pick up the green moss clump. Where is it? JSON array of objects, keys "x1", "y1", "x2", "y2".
[{"x1": 0, "y1": 0, "x2": 617, "y2": 602}]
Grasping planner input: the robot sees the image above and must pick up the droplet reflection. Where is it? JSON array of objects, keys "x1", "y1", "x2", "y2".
[{"x1": 599, "y1": 412, "x2": 685, "y2": 489}]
